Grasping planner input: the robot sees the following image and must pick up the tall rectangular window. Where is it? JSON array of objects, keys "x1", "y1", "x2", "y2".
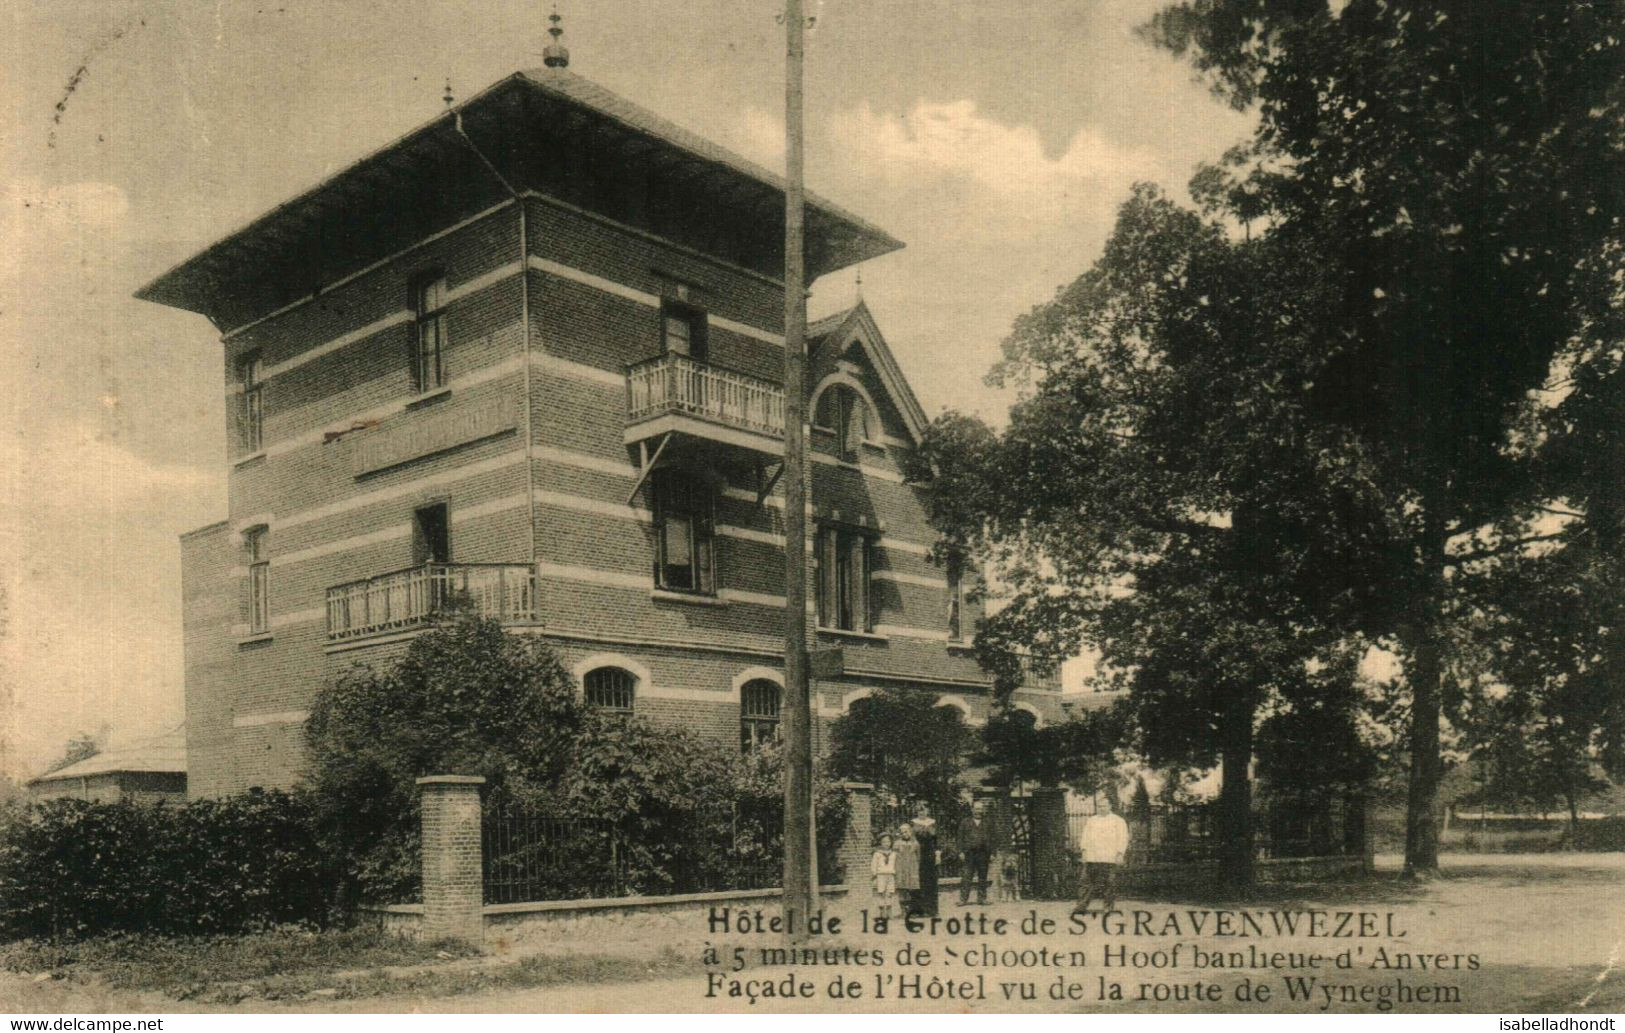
[
  {"x1": 239, "y1": 353, "x2": 264, "y2": 454},
  {"x1": 661, "y1": 300, "x2": 706, "y2": 362},
  {"x1": 653, "y1": 470, "x2": 714, "y2": 594},
  {"x1": 413, "y1": 273, "x2": 448, "y2": 391},
  {"x1": 245, "y1": 527, "x2": 269, "y2": 635},
  {"x1": 947, "y1": 552, "x2": 968, "y2": 642},
  {"x1": 412, "y1": 503, "x2": 450, "y2": 566},
  {"x1": 816, "y1": 526, "x2": 872, "y2": 632}
]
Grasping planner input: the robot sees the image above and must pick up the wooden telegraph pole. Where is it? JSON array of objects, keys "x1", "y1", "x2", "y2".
[{"x1": 780, "y1": 0, "x2": 814, "y2": 938}]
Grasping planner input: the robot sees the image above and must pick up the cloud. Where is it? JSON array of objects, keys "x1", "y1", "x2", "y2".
[{"x1": 831, "y1": 98, "x2": 1166, "y2": 225}]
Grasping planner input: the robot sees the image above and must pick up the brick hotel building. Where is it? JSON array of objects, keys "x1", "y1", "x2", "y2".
[{"x1": 141, "y1": 56, "x2": 1064, "y2": 798}]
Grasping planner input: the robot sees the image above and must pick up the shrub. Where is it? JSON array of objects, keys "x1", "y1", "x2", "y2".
[
  {"x1": 306, "y1": 615, "x2": 852, "y2": 903},
  {"x1": 0, "y1": 790, "x2": 328, "y2": 942}
]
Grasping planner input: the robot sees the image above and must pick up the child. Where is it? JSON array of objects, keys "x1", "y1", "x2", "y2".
[{"x1": 871, "y1": 832, "x2": 899, "y2": 920}]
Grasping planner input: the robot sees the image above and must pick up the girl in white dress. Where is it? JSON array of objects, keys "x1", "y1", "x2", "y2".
[{"x1": 870, "y1": 832, "x2": 899, "y2": 920}]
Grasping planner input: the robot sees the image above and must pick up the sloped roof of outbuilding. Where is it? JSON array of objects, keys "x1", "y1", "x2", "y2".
[{"x1": 27, "y1": 729, "x2": 186, "y2": 785}]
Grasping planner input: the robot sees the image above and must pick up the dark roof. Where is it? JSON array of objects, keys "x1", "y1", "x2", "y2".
[
  {"x1": 136, "y1": 68, "x2": 902, "y2": 323},
  {"x1": 522, "y1": 69, "x2": 897, "y2": 252}
]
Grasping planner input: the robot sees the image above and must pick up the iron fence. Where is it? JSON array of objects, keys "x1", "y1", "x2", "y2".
[
  {"x1": 481, "y1": 792, "x2": 786, "y2": 905},
  {"x1": 1064, "y1": 796, "x2": 1365, "y2": 865}
]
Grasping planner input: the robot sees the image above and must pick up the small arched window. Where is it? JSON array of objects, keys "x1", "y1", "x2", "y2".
[
  {"x1": 740, "y1": 679, "x2": 782, "y2": 751},
  {"x1": 815, "y1": 384, "x2": 871, "y2": 461},
  {"x1": 584, "y1": 667, "x2": 636, "y2": 715}
]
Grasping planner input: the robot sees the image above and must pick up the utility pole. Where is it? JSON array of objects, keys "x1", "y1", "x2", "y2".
[{"x1": 780, "y1": 0, "x2": 814, "y2": 940}]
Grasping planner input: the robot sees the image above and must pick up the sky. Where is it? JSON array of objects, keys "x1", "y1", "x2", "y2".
[{"x1": 0, "y1": 0, "x2": 1255, "y2": 779}]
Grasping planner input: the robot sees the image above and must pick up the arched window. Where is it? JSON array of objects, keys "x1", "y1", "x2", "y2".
[
  {"x1": 815, "y1": 384, "x2": 871, "y2": 461},
  {"x1": 740, "y1": 679, "x2": 782, "y2": 752},
  {"x1": 584, "y1": 667, "x2": 636, "y2": 715}
]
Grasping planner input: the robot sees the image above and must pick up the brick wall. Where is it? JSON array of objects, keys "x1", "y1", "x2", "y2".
[
  {"x1": 179, "y1": 187, "x2": 1062, "y2": 795},
  {"x1": 418, "y1": 775, "x2": 486, "y2": 943}
]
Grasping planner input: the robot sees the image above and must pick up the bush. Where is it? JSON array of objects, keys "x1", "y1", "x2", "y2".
[
  {"x1": 0, "y1": 790, "x2": 329, "y2": 941},
  {"x1": 306, "y1": 615, "x2": 851, "y2": 904}
]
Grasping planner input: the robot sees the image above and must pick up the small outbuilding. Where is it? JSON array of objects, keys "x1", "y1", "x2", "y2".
[{"x1": 26, "y1": 729, "x2": 187, "y2": 804}]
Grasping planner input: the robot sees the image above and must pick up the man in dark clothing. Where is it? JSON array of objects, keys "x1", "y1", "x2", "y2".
[{"x1": 957, "y1": 802, "x2": 992, "y2": 905}]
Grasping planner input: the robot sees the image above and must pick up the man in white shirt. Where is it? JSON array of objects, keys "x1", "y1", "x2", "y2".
[{"x1": 1071, "y1": 795, "x2": 1130, "y2": 917}]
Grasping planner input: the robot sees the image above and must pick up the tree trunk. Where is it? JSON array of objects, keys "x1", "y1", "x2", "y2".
[
  {"x1": 1403, "y1": 620, "x2": 1443, "y2": 876},
  {"x1": 1566, "y1": 793, "x2": 1580, "y2": 850},
  {"x1": 1219, "y1": 691, "x2": 1255, "y2": 892}
]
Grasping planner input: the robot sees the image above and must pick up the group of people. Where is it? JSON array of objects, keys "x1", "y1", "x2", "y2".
[
  {"x1": 867, "y1": 817, "x2": 939, "y2": 920},
  {"x1": 869, "y1": 795, "x2": 1133, "y2": 919}
]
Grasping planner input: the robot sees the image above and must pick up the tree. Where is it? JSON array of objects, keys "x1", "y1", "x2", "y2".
[
  {"x1": 826, "y1": 688, "x2": 971, "y2": 821},
  {"x1": 977, "y1": 704, "x2": 1130, "y2": 793},
  {"x1": 44, "y1": 731, "x2": 103, "y2": 775},
  {"x1": 305, "y1": 614, "x2": 852, "y2": 903},
  {"x1": 304, "y1": 614, "x2": 591, "y2": 902},
  {"x1": 910, "y1": 186, "x2": 1376, "y2": 888},
  {"x1": 1143, "y1": 0, "x2": 1625, "y2": 874}
]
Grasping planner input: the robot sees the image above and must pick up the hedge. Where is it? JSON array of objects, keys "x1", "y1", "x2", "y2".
[{"x1": 0, "y1": 790, "x2": 331, "y2": 941}]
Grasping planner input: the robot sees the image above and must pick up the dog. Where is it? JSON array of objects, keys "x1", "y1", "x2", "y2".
[{"x1": 992, "y1": 850, "x2": 1022, "y2": 902}]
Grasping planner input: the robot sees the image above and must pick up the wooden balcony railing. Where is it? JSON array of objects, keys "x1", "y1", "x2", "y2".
[
  {"x1": 626, "y1": 354, "x2": 784, "y2": 439},
  {"x1": 326, "y1": 563, "x2": 535, "y2": 641}
]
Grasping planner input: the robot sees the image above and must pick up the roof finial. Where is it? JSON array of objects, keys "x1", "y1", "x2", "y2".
[
  {"x1": 854, "y1": 266, "x2": 864, "y2": 302},
  {"x1": 544, "y1": 5, "x2": 570, "y2": 69},
  {"x1": 442, "y1": 77, "x2": 455, "y2": 108}
]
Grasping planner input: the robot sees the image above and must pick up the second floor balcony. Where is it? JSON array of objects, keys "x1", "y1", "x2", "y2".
[
  {"x1": 625, "y1": 354, "x2": 784, "y2": 457},
  {"x1": 325, "y1": 562, "x2": 535, "y2": 641}
]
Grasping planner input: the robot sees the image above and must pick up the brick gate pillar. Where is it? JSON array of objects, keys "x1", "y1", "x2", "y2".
[
  {"x1": 417, "y1": 775, "x2": 486, "y2": 944},
  {"x1": 838, "y1": 782, "x2": 874, "y2": 898},
  {"x1": 1027, "y1": 787, "x2": 1071, "y2": 900}
]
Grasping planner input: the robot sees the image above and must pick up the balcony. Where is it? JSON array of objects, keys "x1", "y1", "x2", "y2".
[
  {"x1": 625, "y1": 354, "x2": 784, "y2": 457},
  {"x1": 326, "y1": 563, "x2": 535, "y2": 641}
]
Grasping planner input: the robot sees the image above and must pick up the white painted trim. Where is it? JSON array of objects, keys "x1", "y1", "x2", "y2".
[
  {"x1": 624, "y1": 413, "x2": 781, "y2": 456},
  {"x1": 273, "y1": 523, "x2": 410, "y2": 567},
  {"x1": 535, "y1": 445, "x2": 634, "y2": 478},
  {"x1": 261, "y1": 311, "x2": 412, "y2": 381},
  {"x1": 572, "y1": 652, "x2": 652, "y2": 688},
  {"x1": 643, "y1": 684, "x2": 731, "y2": 703},
  {"x1": 445, "y1": 259, "x2": 523, "y2": 306},
  {"x1": 711, "y1": 314, "x2": 785, "y2": 348},
  {"x1": 718, "y1": 588, "x2": 787, "y2": 608},
  {"x1": 533, "y1": 352, "x2": 628, "y2": 390},
  {"x1": 239, "y1": 262, "x2": 520, "y2": 387},
  {"x1": 840, "y1": 687, "x2": 876, "y2": 711},
  {"x1": 538, "y1": 562, "x2": 647, "y2": 591},
  {"x1": 221, "y1": 199, "x2": 519, "y2": 339},
  {"x1": 271, "y1": 607, "x2": 325, "y2": 630},
  {"x1": 534, "y1": 489, "x2": 648, "y2": 523},
  {"x1": 810, "y1": 450, "x2": 906, "y2": 484},
  {"x1": 531, "y1": 256, "x2": 660, "y2": 308},
  {"x1": 262, "y1": 352, "x2": 526, "y2": 458},
  {"x1": 522, "y1": 191, "x2": 786, "y2": 291},
  {"x1": 277, "y1": 451, "x2": 525, "y2": 529},
  {"x1": 232, "y1": 710, "x2": 310, "y2": 728},
  {"x1": 232, "y1": 513, "x2": 274, "y2": 536},
  {"x1": 263, "y1": 494, "x2": 525, "y2": 570},
  {"x1": 450, "y1": 493, "x2": 531, "y2": 523},
  {"x1": 716, "y1": 523, "x2": 783, "y2": 547},
  {"x1": 731, "y1": 666, "x2": 785, "y2": 693},
  {"x1": 880, "y1": 537, "x2": 932, "y2": 557},
  {"x1": 873, "y1": 570, "x2": 944, "y2": 589},
  {"x1": 1009, "y1": 701, "x2": 1045, "y2": 728},
  {"x1": 527, "y1": 255, "x2": 784, "y2": 346},
  {"x1": 722, "y1": 485, "x2": 786, "y2": 510},
  {"x1": 809, "y1": 371, "x2": 884, "y2": 443},
  {"x1": 880, "y1": 435, "x2": 913, "y2": 451},
  {"x1": 874, "y1": 623, "x2": 951, "y2": 642}
]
